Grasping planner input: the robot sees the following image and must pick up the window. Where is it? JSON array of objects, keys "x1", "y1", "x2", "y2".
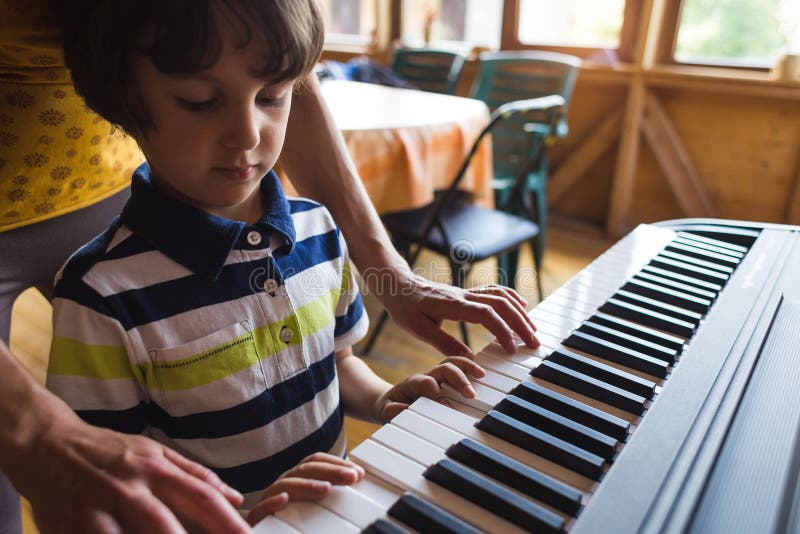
[
  {"x1": 674, "y1": 0, "x2": 796, "y2": 67},
  {"x1": 400, "y1": 0, "x2": 503, "y2": 51},
  {"x1": 321, "y1": 0, "x2": 377, "y2": 47},
  {"x1": 517, "y1": 0, "x2": 626, "y2": 48}
]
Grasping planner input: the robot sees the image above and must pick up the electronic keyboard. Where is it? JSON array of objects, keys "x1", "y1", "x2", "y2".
[{"x1": 253, "y1": 218, "x2": 800, "y2": 534}]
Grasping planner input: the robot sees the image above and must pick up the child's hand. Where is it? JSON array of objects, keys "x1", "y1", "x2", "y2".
[
  {"x1": 376, "y1": 356, "x2": 485, "y2": 423},
  {"x1": 246, "y1": 452, "x2": 365, "y2": 525}
]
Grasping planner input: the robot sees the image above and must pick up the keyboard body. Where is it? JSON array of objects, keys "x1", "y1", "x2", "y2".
[{"x1": 253, "y1": 218, "x2": 800, "y2": 534}]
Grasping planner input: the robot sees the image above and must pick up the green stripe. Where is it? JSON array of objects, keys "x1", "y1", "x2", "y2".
[
  {"x1": 141, "y1": 290, "x2": 337, "y2": 391},
  {"x1": 49, "y1": 337, "x2": 132, "y2": 380}
]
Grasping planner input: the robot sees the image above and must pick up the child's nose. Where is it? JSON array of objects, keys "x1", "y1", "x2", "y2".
[{"x1": 221, "y1": 103, "x2": 260, "y2": 150}]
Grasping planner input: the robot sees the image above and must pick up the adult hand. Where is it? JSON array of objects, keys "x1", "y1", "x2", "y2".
[
  {"x1": 246, "y1": 453, "x2": 364, "y2": 526},
  {"x1": 379, "y1": 273, "x2": 540, "y2": 357},
  {"x1": 14, "y1": 417, "x2": 249, "y2": 534}
]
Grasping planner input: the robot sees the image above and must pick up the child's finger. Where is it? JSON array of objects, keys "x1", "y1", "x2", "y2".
[
  {"x1": 285, "y1": 460, "x2": 363, "y2": 486},
  {"x1": 381, "y1": 401, "x2": 410, "y2": 422},
  {"x1": 427, "y1": 362, "x2": 476, "y2": 399},
  {"x1": 246, "y1": 492, "x2": 289, "y2": 525},
  {"x1": 439, "y1": 355, "x2": 485, "y2": 378}
]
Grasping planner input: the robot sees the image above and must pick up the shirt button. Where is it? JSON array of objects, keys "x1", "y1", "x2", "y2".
[
  {"x1": 263, "y1": 278, "x2": 278, "y2": 294},
  {"x1": 246, "y1": 231, "x2": 262, "y2": 245},
  {"x1": 279, "y1": 326, "x2": 294, "y2": 343}
]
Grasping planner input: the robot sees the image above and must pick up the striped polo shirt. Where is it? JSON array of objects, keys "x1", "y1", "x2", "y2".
[{"x1": 46, "y1": 163, "x2": 368, "y2": 508}]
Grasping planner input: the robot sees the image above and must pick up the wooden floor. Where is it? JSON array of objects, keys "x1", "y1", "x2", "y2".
[{"x1": 8, "y1": 223, "x2": 612, "y2": 532}]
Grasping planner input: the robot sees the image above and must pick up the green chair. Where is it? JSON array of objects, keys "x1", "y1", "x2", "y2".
[
  {"x1": 470, "y1": 51, "x2": 581, "y2": 293},
  {"x1": 391, "y1": 48, "x2": 467, "y2": 94}
]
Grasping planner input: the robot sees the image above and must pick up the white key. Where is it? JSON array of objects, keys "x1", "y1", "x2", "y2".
[
  {"x1": 473, "y1": 350, "x2": 530, "y2": 382},
  {"x1": 317, "y1": 485, "x2": 387, "y2": 529},
  {"x1": 472, "y1": 365, "x2": 520, "y2": 393},
  {"x1": 351, "y1": 439, "x2": 527, "y2": 534},
  {"x1": 353, "y1": 473, "x2": 403, "y2": 508},
  {"x1": 252, "y1": 515, "x2": 301, "y2": 534},
  {"x1": 275, "y1": 501, "x2": 359, "y2": 533},
  {"x1": 440, "y1": 381, "x2": 503, "y2": 412},
  {"x1": 372, "y1": 424, "x2": 443, "y2": 466}
]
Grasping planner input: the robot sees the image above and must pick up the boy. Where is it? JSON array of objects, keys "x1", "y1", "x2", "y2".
[{"x1": 46, "y1": 0, "x2": 482, "y2": 524}]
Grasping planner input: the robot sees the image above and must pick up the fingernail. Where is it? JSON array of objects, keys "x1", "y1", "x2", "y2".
[
  {"x1": 313, "y1": 481, "x2": 331, "y2": 492},
  {"x1": 223, "y1": 484, "x2": 243, "y2": 499},
  {"x1": 355, "y1": 465, "x2": 365, "y2": 477},
  {"x1": 464, "y1": 385, "x2": 476, "y2": 398},
  {"x1": 471, "y1": 366, "x2": 486, "y2": 377}
]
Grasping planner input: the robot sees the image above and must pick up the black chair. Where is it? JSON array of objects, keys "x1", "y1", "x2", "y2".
[
  {"x1": 362, "y1": 95, "x2": 566, "y2": 355},
  {"x1": 391, "y1": 47, "x2": 466, "y2": 94}
]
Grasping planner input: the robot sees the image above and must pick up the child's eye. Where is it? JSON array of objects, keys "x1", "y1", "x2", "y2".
[
  {"x1": 257, "y1": 95, "x2": 286, "y2": 108},
  {"x1": 176, "y1": 97, "x2": 218, "y2": 111}
]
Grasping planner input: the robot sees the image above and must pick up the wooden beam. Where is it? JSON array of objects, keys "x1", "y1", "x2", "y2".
[
  {"x1": 549, "y1": 110, "x2": 623, "y2": 206},
  {"x1": 641, "y1": 91, "x2": 716, "y2": 217}
]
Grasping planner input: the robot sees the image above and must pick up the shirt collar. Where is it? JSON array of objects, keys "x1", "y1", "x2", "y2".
[{"x1": 120, "y1": 163, "x2": 296, "y2": 281}]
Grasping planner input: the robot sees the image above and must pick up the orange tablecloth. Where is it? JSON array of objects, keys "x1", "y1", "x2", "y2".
[{"x1": 319, "y1": 80, "x2": 493, "y2": 213}]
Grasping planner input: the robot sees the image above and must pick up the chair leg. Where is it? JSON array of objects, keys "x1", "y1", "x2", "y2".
[
  {"x1": 450, "y1": 260, "x2": 471, "y2": 349},
  {"x1": 530, "y1": 239, "x2": 544, "y2": 302},
  {"x1": 361, "y1": 309, "x2": 390, "y2": 356}
]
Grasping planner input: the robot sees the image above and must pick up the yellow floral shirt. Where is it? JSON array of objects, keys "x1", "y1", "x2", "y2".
[{"x1": 0, "y1": 0, "x2": 143, "y2": 232}]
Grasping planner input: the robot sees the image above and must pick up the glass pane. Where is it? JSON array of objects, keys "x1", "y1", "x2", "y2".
[
  {"x1": 675, "y1": 0, "x2": 796, "y2": 67},
  {"x1": 401, "y1": 0, "x2": 503, "y2": 51},
  {"x1": 517, "y1": 0, "x2": 625, "y2": 48},
  {"x1": 321, "y1": 0, "x2": 376, "y2": 46}
]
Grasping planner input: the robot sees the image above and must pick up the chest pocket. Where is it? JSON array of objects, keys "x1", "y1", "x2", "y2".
[{"x1": 146, "y1": 321, "x2": 268, "y2": 417}]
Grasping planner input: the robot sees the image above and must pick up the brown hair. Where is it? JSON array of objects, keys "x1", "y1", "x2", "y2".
[{"x1": 60, "y1": 0, "x2": 324, "y2": 136}]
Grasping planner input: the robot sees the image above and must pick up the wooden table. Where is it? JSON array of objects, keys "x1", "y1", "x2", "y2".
[{"x1": 319, "y1": 80, "x2": 493, "y2": 213}]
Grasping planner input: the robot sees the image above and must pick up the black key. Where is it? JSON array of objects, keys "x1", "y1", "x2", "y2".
[
  {"x1": 673, "y1": 236, "x2": 745, "y2": 259},
  {"x1": 599, "y1": 298, "x2": 695, "y2": 338},
  {"x1": 362, "y1": 518, "x2": 410, "y2": 534},
  {"x1": 659, "y1": 250, "x2": 735, "y2": 274},
  {"x1": 634, "y1": 271, "x2": 718, "y2": 302},
  {"x1": 387, "y1": 492, "x2": 481, "y2": 534},
  {"x1": 531, "y1": 360, "x2": 647, "y2": 415},
  {"x1": 665, "y1": 241, "x2": 741, "y2": 266},
  {"x1": 579, "y1": 320, "x2": 678, "y2": 363},
  {"x1": 447, "y1": 438, "x2": 583, "y2": 516},
  {"x1": 512, "y1": 381, "x2": 630, "y2": 441},
  {"x1": 495, "y1": 395, "x2": 619, "y2": 461},
  {"x1": 424, "y1": 459, "x2": 566, "y2": 533},
  {"x1": 561, "y1": 333, "x2": 669, "y2": 380},
  {"x1": 613, "y1": 290, "x2": 702, "y2": 326},
  {"x1": 641, "y1": 265, "x2": 723, "y2": 292},
  {"x1": 649, "y1": 256, "x2": 729, "y2": 285},
  {"x1": 476, "y1": 410, "x2": 606, "y2": 480},
  {"x1": 623, "y1": 278, "x2": 712, "y2": 314},
  {"x1": 591, "y1": 312, "x2": 685, "y2": 352},
  {"x1": 676, "y1": 231, "x2": 749, "y2": 254}
]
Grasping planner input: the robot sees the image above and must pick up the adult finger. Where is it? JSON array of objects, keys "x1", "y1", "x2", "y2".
[
  {"x1": 163, "y1": 446, "x2": 243, "y2": 506},
  {"x1": 402, "y1": 315, "x2": 472, "y2": 357},
  {"x1": 476, "y1": 285, "x2": 536, "y2": 330},
  {"x1": 442, "y1": 302, "x2": 518, "y2": 354},
  {"x1": 465, "y1": 292, "x2": 539, "y2": 349},
  {"x1": 83, "y1": 510, "x2": 123, "y2": 534},
  {"x1": 247, "y1": 492, "x2": 289, "y2": 526},
  {"x1": 116, "y1": 489, "x2": 189, "y2": 534}
]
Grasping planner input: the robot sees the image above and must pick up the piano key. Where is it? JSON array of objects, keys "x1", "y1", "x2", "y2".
[
  {"x1": 274, "y1": 500, "x2": 360, "y2": 533},
  {"x1": 613, "y1": 290, "x2": 703, "y2": 326},
  {"x1": 510, "y1": 381, "x2": 630, "y2": 441},
  {"x1": 641, "y1": 264, "x2": 724, "y2": 292},
  {"x1": 664, "y1": 241, "x2": 741, "y2": 265},
  {"x1": 540, "y1": 293, "x2": 598, "y2": 317},
  {"x1": 622, "y1": 278, "x2": 712, "y2": 314},
  {"x1": 361, "y1": 518, "x2": 411, "y2": 534},
  {"x1": 590, "y1": 312, "x2": 685, "y2": 352},
  {"x1": 648, "y1": 256, "x2": 730, "y2": 285},
  {"x1": 494, "y1": 395, "x2": 619, "y2": 461},
  {"x1": 560, "y1": 332, "x2": 670, "y2": 379},
  {"x1": 387, "y1": 492, "x2": 481, "y2": 534},
  {"x1": 578, "y1": 320, "x2": 678, "y2": 363},
  {"x1": 316, "y1": 485, "x2": 390, "y2": 529},
  {"x1": 424, "y1": 458, "x2": 566, "y2": 533},
  {"x1": 531, "y1": 360, "x2": 648, "y2": 415},
  {"x1": 599, "y1": 298, "x2": 695, "y2": 338},
  {"x1": 633, "y1": 271, "x2": 718, "y2": 301},
  {"x1": 351, "y1": 439, "x2": 527, "y2": 533},
  {"x1": 446, "y1": 438, "x2": 583, "y2": 516},
  {"x1": 440, "y1": 381, "x2": 503, "y2": 413},
  {"x1": 659, "y1": 250, "x2": 735, "y2": 273},
  {"x1": 675, "y1": 230, "x2": 749, "y2": 253},
  {"x1": 407, "y1": 397, "x2": 598, "y2": 491},
  {"x1": 672, "y1": 235, "x2": 745, "y2": 258},
  {"x1": 474, "y1": 350, "x2": 531, "y2": 383},
  {"x1": 252, "y1": 515, "x2": 301, "y2": 534},
  {"x1": 472, "y1": 364, "x2": 523, "y2": 393},
  {"x1": 356, "y1": 474, "x2": 404, "y2": 508}
]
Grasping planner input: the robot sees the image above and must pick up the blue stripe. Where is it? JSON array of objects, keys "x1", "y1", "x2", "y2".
[
  {"x1": 214, "y1": 404, "x2": 344, "y2": 492},
  {"x1": 77, "y1": 403, "x2": 149, "y2": 434},
  {"x1": 288, "y1": 199, "x2": 322, "y2": 214},
  {"x1": 276, "y1": 229, "x2": 341, "y2": 280},
  {"x1": 147, "y1": 351, "x2": 338, "y2": 439},
  {"x1": 335, "y1": 293, "x2": 365, "y2": 338},
  {"x1": 103, "y1": 232, "x2": 156, "y2": 262}
]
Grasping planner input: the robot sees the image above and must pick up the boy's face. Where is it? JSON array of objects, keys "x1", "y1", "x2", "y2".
[{"x1": 132, "y1": 19, "x2": 294, "y2": 222}]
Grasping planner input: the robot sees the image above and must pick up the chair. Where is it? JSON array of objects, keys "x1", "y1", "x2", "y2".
[
  {"x1": 391, "y1": 48, "x2": 467, "y2": 94},
  {"x1": 470, "y1": 51, "x2": 581, "y2": 290},
  {"x1": 362, "y1": 95, "x2": 566, "y2": 355}
]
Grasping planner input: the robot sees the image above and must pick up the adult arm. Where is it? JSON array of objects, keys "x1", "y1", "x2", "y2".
[
  {"x1": 283, "y1": 75, "x2": 538, "y2": 356},
  {"x1": 0, "y1": 340, "x2": 249, "y2": 534}
]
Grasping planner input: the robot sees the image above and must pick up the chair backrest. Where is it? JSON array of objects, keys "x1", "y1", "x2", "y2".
[
  {"x1": 470, "y1": 51, "x2": 581, "y2": 178},
  {"x1": 391, "y1": 48, "x2": 467, "y2": 94}
]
